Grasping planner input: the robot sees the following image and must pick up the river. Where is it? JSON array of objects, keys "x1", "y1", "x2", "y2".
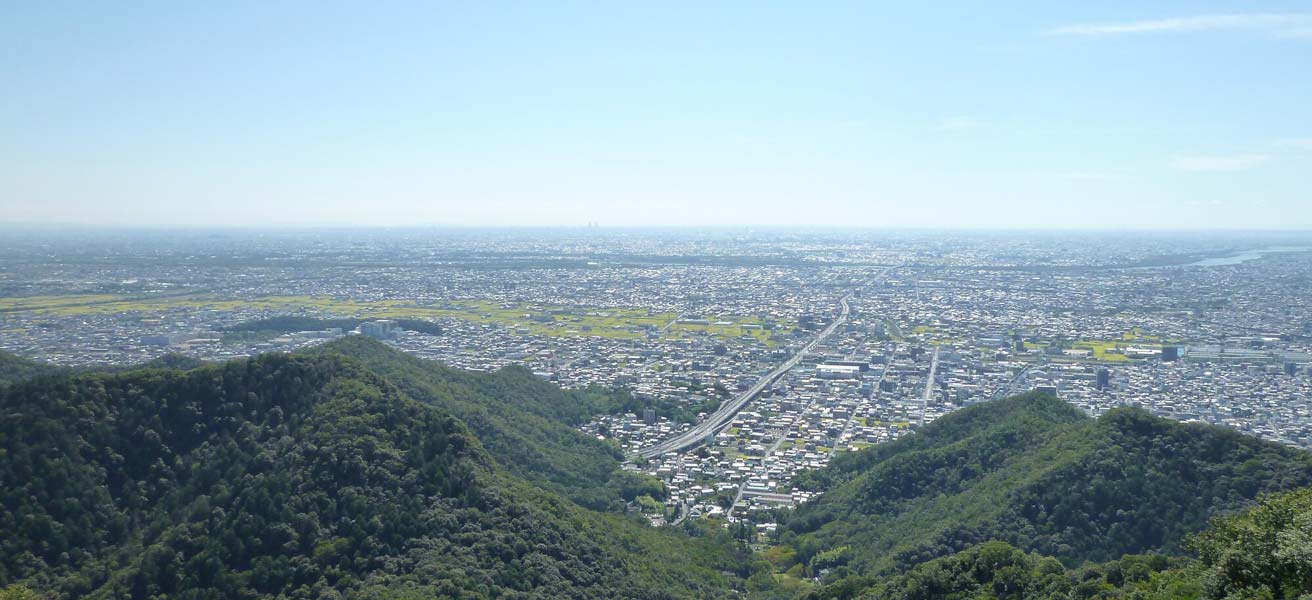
[{"x1": 1186, "y1": 246, "x2": 1312, "y2": 267}]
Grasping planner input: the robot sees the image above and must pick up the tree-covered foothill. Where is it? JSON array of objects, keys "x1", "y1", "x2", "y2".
[
  {"x1": 308, "y1": 337, "x2": 646, "y2": 509},
  {"x1": 222, "y1": 315, "x2": 444, "y2": 337},
  {"x1": 0, "y1": 351, "x2": 758, "y2": 599},
  {"x1": 129, "y1": 353, "x2": 208, "y2": 371},
  {"x1": 0, "y1": 350, "x2": 62, "y2": 388},
  {"x1": 804, "y1": 486, "x2": 1312, "y2": 599},
  {"x1": 1, "y1": 350, "x2": 209, "y2": 385},
  {"x1": 7, "y1": 342, "x2": 1312, "y2": 600},
  {"x1": 778, "y1": 392, "x2": 1312, "y2": 580},
  {"x1": 809, "y1": 542, "x2": 1200, "y2": 600}
]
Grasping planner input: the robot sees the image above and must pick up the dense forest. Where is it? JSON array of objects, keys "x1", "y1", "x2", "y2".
[
  {"x1": 0, "y1": 350, "x2": 758, "y2": 599},
  {"x1": 0, "y1": 350, "x2": 61, "y2": 388},
  {"x1": 0, "y1": 350, "x2": 209, "y2": 387},
  {"x1": 3, "y1": 346, "x2": 1312, "y2": 599},
  {"x1": 775, "y1": 392, "x2": 1312, "y2": 596},
  {"x1": 307, "y1": 337, "x2": 654, "y2": 509},
  {"x1": 795, "y1": 487, "x2": 1312, "y2": 599}
]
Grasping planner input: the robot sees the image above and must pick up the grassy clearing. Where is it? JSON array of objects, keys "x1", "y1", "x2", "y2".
[
  {"x1": 1070, "y1": 337, "x2": 1165, "y2": 362},
  {"x1": 1072, "y1": 341, "x2": 1131, "y2": 362}
]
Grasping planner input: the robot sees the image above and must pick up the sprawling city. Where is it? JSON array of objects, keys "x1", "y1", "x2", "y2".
[
  {"x1": 4, "y1": 229, "x2": 1310, "y2": 538},
  {"x1": 7, "y1": 2, "x2": 1312, "y2": 596}
]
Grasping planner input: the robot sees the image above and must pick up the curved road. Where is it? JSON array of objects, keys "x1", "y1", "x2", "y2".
[{"x1": 637, "y1": 290, "x2": 855, "y2": 459}]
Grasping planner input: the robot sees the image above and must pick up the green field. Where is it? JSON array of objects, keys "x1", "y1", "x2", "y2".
[
  {"x1": 1072, "y1": 340, "x2": 1132, "y2": 362},
  {"x1": 1, "y1": 293, "x2": 793, "y2": 344},
  {"x1": 1071, "y1": 333, "x2": 1170, "y2": 362}
]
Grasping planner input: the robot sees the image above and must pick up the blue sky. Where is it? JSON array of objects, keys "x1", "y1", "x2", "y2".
[{"x1": 2, "y1": 1, "x2": 1310, "y2": 229}]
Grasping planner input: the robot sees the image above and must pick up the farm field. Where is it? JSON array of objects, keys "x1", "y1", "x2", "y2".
[{"x1": 0, "y1": 293, "x2": 794, "y2": 344}]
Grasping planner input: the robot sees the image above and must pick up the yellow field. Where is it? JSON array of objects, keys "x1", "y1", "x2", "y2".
[
  {"x1": 1072, "y1": 340, "x2": 1131, "y2": 362},
  {"x1": 1064, "y1": 331, "x2": 1168, "y2": 362}
]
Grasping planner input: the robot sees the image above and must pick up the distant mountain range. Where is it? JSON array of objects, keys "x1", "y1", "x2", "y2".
[{"x1": 2, "y1": 341, "x2": 1310, "y2": 599}]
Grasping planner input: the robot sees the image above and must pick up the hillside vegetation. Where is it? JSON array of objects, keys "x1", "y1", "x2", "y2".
[
  {"x1": 310, "y1": 337, "x2": 653, "y2": 509},
  {"x1": 806, "y1": 487, "x2": 1312, "y2": 599},
  {"x1": 5, "y1": 345, "x2": 1312, "y2": 599},
  {"x1": 777, "y1": 392, "x2": 1312, "y2": 591},
  {"x1": 0, "y1": 350, "x2": 62, "y2": 388},
  {"x1": 0, "y1": 351, "x2": 757, "y2": 599}
]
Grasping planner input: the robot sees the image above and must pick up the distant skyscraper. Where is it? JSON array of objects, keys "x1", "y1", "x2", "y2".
[
  {"x1": 643, "y1": 408, "x2": 657, "y2": 426},
  {"x1": 1095, "y1": 368, "x2": 1110, "y2": 391},
  {"x1": 1161, "y1": 346, "x2": 1180, "y2": 362},
  {"x1": 1286, "y1": 361, "x2": 1300, "y2": 377}
]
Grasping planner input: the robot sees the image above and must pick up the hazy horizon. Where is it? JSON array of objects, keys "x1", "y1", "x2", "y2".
[
  {"x1": 4, "y1": 1, "x2": 1311, "y2": 229},
  {"x1": 4, "y1": 221, "x2": 1312, "y2": 234},
  {"x1": 6, "y1": 222, "x2": 1312, "y2": 239}
]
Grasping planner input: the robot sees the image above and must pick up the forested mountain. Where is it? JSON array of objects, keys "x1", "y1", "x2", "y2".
[
  {"x1": 0, "y1": 351, "x2": 757, "y2": 599},
  {"x1": 309, "y1": 337, "x2": 649, "y2": 509},
  {"x1": 126, "y1": 353, "x2": 209, "y2": 371},
  {"x1": 0, "y1": 351, "x2": 204, "y2": 387},
  {"x1": 807, "y1": 487, "x2": 1312, "y2": 600},
  {"x1": 0, "y1": 350, "x2": 62, "y2": 388},
  {"x1": 0, "y1": 337, "x2": 641, "y2": 510},
  {"x1": 777, "y1": 392, "x2": 1312, "y2": 590},
  {"x1": 4, "y1": 344, "x2": 1312, "y2": 600}
]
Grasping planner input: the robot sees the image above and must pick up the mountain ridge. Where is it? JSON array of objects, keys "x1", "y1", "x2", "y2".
[
  {"x1": 778, "y1": 392, "x2": 1312, "y2": 585},
  {"x1": 0, "y1": 349, "x2": 756, "y2": 599},
  {"x1": 5, "y1": 344, "x2": 1312, "y2": 599}
]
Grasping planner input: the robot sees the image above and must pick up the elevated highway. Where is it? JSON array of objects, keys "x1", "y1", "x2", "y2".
[{"x1": 637, "y1": 291, "x2": 854, "y2": 459}]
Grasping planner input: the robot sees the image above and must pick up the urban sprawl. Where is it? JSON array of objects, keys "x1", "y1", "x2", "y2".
[{"x1": 3, "y1": 229, "x2": 1311, "y2": 536}]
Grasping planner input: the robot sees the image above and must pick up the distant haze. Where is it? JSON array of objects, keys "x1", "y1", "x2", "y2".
[{"x1": 2, "y1": 2, "x2": 1310, "y2": 229}]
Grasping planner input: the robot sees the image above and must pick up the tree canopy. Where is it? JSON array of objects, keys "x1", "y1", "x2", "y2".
[{"x1": 0, "y1": 350, "x2": 757, "y2": 598}]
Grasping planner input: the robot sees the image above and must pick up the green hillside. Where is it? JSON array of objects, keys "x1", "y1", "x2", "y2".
[
  {"x1": 127, "y1": 353, "x2": 208, "y2": 371},
  {"x1": 0, "y1": 351, "x2": 206, "y2": 386},
  {"x1": 309, "y1": 336, "x2": 643, "y2": 509},
  {"x1": 821, "y1": 486, "x2": 1312, "y2": 600},
  {"x1": 0, "y1": 352, "x2": 757, "y2": 599},
  {"x1": 0, "y1": 350, "x2": 62, "y2": 388},
  {"x1": 5, "y1": 347, "x2": 1312, "y2": 600},
  {"x1": 780, "y1": 392, "x2": 1312, "y2": 579},
  {"x1": 839, "y1": 542, "x2": 1196, "y2": 600}
]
